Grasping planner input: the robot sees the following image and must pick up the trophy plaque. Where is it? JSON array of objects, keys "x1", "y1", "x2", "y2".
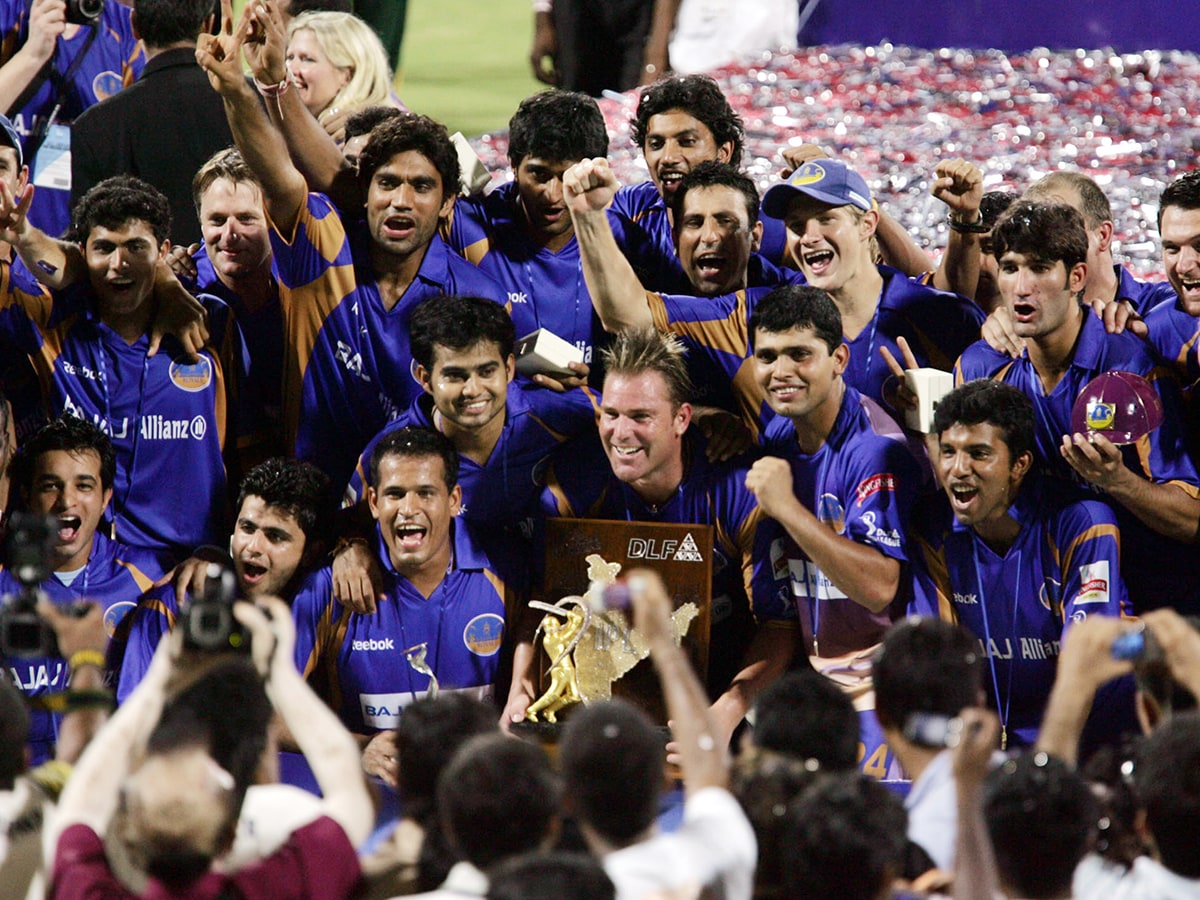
[{"x1": 520, "y1": 518, "x2": 713, "y2": 729}]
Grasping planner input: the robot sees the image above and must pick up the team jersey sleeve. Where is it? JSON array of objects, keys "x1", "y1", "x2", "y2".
[
  {"x1": 0, "y1": 261, "x2": 53, "y2": 352},
  {"x1": 1134, "y1": 366, "x2": 1200, "y2": 490},
  {"x1": 290, "y1": 569, "x2": 336, "y2": 678},
  {"x1": 838, "y1": 436, "x2": 921, "y2": 564},
  {"x1": 1055, "y1": 498, "x2": 1131, "y2": 632},
  {"x1": 268, "y1": 191, "x2": 355, "y2": 294},
  {"x1": 115, "y1": 587, "x2": 178, "y2": 703}
]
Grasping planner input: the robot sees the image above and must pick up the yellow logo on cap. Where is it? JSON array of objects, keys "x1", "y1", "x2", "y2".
[
  {"x1": 1086, "y1": 401, "x2": 1116, "y2": 431},
  {"x1": 791, "y1": 162, "x2": 827, "y2": 186}
]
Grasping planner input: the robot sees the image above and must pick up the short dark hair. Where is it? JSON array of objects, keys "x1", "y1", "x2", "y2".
[
  {"x1": 931, "y1": 379, "x2": 1036, "y2": 462},
  {"x1": 69, "y1": 175, "x2": 172, "y2": 245},
  {"x1": 344, "y1": 105, "x2": 402, "y2": 142},
  {"x1": 236, "y1": 458, "x2": 332, "y2": 549},
  {"x1": 437, "y1": 733, "x2": 560, "y2": 869},
  {"x1": 356, "y1": 113, "x2": 460, "y2": 201},
  {"x1": 782, "y1": 773, "x2": 909, "y2": 900},
  {"x1": 632, "y1": 74, "x2": 744, "y2": 166},
  {"x1": 1025, "y1": 171, "x2": 1112, "y2": 231},
  {"x1": 669, "y1": 160, "x2": 760, "y2": 230},
  {"x1": 508, "y1": 90, "x2": 608, "y2": 168},
  {"x1": 1158, "y1": 170, "x2": 1200, "y2": 231},
  {"x1": 990, "y1": 200, "x2": 1088, "y2": 271},
  {"x1": 395, "y1": 693, "x2": 496, "y2": 824},
  {"x1": 370, "y1": 425, "x2": 459, "y2": 490},
  {"x1": 751, "y1": 669, "x2": 859, "y2": 770},
  {"x1": 409, "y1": 295, "x2": 515, "y2": 371},
  {"x1": 980, "y1": 190, "x2": 1018, "y2": 230},
  {"x1": 14, "y1": 415, "x2": 116, "y2": 493},
  {"x1": 748, "y1": 284, "x2": 843, "y2": 355},
  {"x1": 559, "y1": 699, "x2": 663, "y2": 844},
  {"x1": 873, "y1": 617, "x2": 982, "y2": 731},
  {"x1": 132, "y1": 0, "x2": 215, "y2": 47},
  {"x1": 985, "y1": 751, "x2": 1096, "y2": 898},
  {"x1": 1134, "y1": 712, "x2": 1200, "y2": 878},
  {"x1": 487, "y1": 851, "x2": 615, "y2": 900}
]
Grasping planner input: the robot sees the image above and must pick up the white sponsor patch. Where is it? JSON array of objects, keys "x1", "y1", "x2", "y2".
[{"x1": 1076, "y1": 561, "x2": 1110, "y2": 605}]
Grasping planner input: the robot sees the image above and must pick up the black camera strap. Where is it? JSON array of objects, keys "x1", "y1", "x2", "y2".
[{"x1": 8, "y1": 12, "x2": 100, "y2": 159}]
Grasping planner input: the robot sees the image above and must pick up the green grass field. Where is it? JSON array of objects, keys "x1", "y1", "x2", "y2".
[{"x1": 397, "y1": 0, "x2": 544, "y2": 136}]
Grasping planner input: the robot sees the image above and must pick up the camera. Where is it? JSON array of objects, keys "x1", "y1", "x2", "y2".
[
  {"x1": 0, "y1": 511, "x2": 59, "y2": 658},
  {"x1": 180, "y1": 562, "x2": 248, "y2": 652},
  {"x1": 65, "y1": 0, "x2": 104, "y2": 26},
  {"x1": 902, "y1": 712, "x2": 964, "y2": 749}
]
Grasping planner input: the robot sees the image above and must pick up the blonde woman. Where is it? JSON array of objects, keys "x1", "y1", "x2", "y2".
[{"x1": 285, "y1": 11, "x2": 398, "y2": 141}]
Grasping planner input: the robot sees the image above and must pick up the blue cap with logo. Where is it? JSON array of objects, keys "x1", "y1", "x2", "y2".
[
  {"x1": 0, "y1": 114, "x2": 22, "y2": 169},
  {"x1": 762, "y1": 159, "x2": 872, "y2": 219}
]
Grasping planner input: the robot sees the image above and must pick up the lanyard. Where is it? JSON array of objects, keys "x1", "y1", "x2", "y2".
[{"x1": 973, "y1": 539, "x2": 1022, "y2": 751}]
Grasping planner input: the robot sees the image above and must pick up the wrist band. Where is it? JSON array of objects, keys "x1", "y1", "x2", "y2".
[
  {"x1": 254, "y1": 76, "x2": 290, "y2": 99},
  {"x1": 948, "y1": 213, "x2": 990, "y2": 234},
  {"x1": 68, "y1": 649, "x2": 106, "y2": 674}
]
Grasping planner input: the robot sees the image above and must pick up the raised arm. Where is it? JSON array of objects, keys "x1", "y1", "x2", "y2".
[
  {"x1": 929, "y1": 158, "x2": 985, "y2": 300},
  {"x1": 0, "y1": 0, "x2": 65, "y2": 114},
  {"x1": 240, "y1": 0, "x2": 359, "y2": 206},
  {"x1": 0, "y1": 180, "x2": 87, "y2": 290},
  {"x1": 564, "y1": 157, "x2": 654, "y2": 333},
  {"x1": 630, "y1": 569, "x2": 728, "y2": 792},
  {"x1": 197, "y1": 0, "x2": 308, "y2": 237},
  {"x1": 235, "y1": 597, "x2": 373, "y2": 846}
]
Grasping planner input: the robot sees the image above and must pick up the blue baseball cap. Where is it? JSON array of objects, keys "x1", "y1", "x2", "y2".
[
  {"x1": 762, "y1": 159, "x2": 872, "y2": 218},
  {"x1": 0, "y1": 114, "x2": 22, "y2": 169}
]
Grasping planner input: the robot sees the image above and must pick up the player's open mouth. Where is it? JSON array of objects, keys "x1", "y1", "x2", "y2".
[
  {"x1": 107, "y1": 277, "x2": 135, "y2": 292},
  {"x1": 459, "y1": 397, "x2": 489, "y2": 415},
  {"x1": 1012, "y1": 302, "x2": 1037, "y2": 322},
  {"x1": 58, "y1": 515, "x2": 81, "y2": 543},
  {"x1": 240, "y1": 561, "x2": 267, "y2": 583},
  {"x1": 383, "y1": 216, "x2": 416, "y2": 238},
  {"x1": 949, "y1": 484, "x2": 979, "y2": 508},
  {"x1": 395, "y1": 523, "x2": 427, "y2": 550},
  {"x1": 694, "y1": 254, "x2": 727, "y2": 280},
  {"x1": 610, "y1": 446, "x2": 643, "y2": 460},
  {"x1": 659, "y1": 171, "x2": 684, "y2": 192},
  {"x1": 802, "y1": 249, "x2": 834, "y2": 275}
]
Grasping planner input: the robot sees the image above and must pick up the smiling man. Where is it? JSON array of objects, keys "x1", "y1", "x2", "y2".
[
  {"x1": 955, "y1": 200, "x2": 1200, "y2": 615},
  {"x1": 745, "y1": 284, "x2": 923, "y2": 781},
  {"x1": 0, "y1": 175, "x2": 242, "y2": 562},
  {"x1": 199, "y1": 20, "x2": 506, "y2": 489},
  {"x1": 533, "y1": 329, "x2": 784, "y2": 749},
  {"x1": 0, "y1": 416, "x2": 165, "y2": 764},
  {"x1": 910, "y1": 379, "x2": 1130, "y2": 750},
  {"x1": 291, "y1": 426, "x2": 512, "y2": 781}
]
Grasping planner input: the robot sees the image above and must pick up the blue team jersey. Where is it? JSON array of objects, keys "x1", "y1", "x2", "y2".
[
  {"x1": 347, "y1": 378, "x2": 600, "y2": 523},
  {"x1": 0, "y1": 276, "x2": 243, "y2": 561},
  {"x1": 190, "y1": 248, "x2": 285, "y2": 460},
  {"x1": 290, "y1": 524, "x2": 509, "y2": 734},
  {"x1": 448, "y1": 181, "x2": 599, "y2": 361},
  {"x1": 539, "y1": 430, "x2": 777, "y2": 696},
  {"x1": 755, "y1": 385, "x2": 922, "y2": 784},
  {"x1": 270, "y1": 191, "x2": 508, "y2": 489},
  {"x1": 112, "y1": 580, "x2": 176, "y2": 705},
  {"x1": 1145, "y1": 294, "x2": 1200, "y2": 389},
  {"x1": 610, "y1": 181, "x2": 790, "y2": 293},
  {"x1": 0, "y1": 532, "x2": 162, "y2": 764},
  {"x1": 910, "y1": 479, "x2": 1131, "y2": 747},
  {"x1": 955, "y1": 312, "x2": 1200, "y2": 613},
  {"x1": 1114, "y1": 266, "x2": 1175, "y2": 316},
  {"x1": 647, "y1": 265, "x2": 981, "y2": 439},
  {"x1": 0, "y1": 3, "x2": 144, "y2": 236}
]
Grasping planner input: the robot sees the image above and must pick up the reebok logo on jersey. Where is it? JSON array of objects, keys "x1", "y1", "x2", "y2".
[{"x1": 352, "y1": 637, "x2": 396, "y2": 651}]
